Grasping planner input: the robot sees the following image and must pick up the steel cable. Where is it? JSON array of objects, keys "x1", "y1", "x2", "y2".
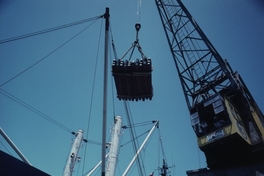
[
  {"x1": 0, "y1": 88, "x2": 74, "y2": 133},
  {"x1": 0, "y1": 18, "x2": 100, "y2": 88},
  {"x1": 0, "y1": 15, "x2": 103, "y2": 44}
]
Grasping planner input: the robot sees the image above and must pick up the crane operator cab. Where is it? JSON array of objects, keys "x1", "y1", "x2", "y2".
[
  {"x1": 190, "y1": 94, "x2": 232, "y2": 139},
  {"x1": 190, "y1": 92, "x2": 264, "y2": 168}
]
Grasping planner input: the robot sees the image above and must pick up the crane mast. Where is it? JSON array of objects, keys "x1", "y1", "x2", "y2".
[{"x1": 155, "y1": 0, "x2": 264, "y2": 170}]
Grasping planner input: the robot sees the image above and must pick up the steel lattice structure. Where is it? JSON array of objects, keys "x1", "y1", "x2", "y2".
[{"x1": 155, "y1": 0, "x2": 237, "y2": 110}]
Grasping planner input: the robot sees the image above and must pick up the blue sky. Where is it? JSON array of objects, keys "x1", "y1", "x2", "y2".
[{"x1": 0, "y1": 0, "x2": 263, "y2": 175}]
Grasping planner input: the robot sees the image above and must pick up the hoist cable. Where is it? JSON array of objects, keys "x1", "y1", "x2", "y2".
[
  {"x1": 136, "y1": 0, "x2": 142, "y2": 23},
  {"x1": 0, "y1": 18, "x2": 100, "y2": 88},
  {"x1": 82, "y1": 18, "x2": 104, "y2": 176},
  {"x1": 0, "y1": 15, "x2": 103, "y2": 44},
  {"x1": 0, "y1": 88, "x2": 74, "y2": 134}
]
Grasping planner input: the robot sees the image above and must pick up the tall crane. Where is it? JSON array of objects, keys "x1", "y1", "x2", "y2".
[{"x1": 155, "y1": 0, "x2": 264, "y2": 169}]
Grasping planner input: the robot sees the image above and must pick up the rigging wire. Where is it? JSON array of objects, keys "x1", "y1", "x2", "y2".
[
  {"x1": 109, "y1": 24, "x2": 117, "y2": 118},
  {"x1": 0, "y1": 88, "x2": 74, "y2": 134},
  {"x1": 158, "y1": 128, "x2": 167, "y2": 162},
  {"x1": 0, "y1": 140, "x2": 12, "y2": 156},
  {"x1": 140, "y1": 126, "x2": 157, "y2": 175},
  {"x1": 0, "y1": 18, "x2": 100, "y2": 88},
  {"x1": 158, "y1": 131, "x2": 161, "y2": 174},
  {"x1": 120, "y1": 130, "x2": 150, "y2": 148},
  {"x1": 86, "y1": 140, "x2": 101, "y2": 146},
  {"x1": 122, "y1": 120, "x2": 155, "y2": 129},
  {"x1": 123, "y1": 100, "x2": 145, "y2": 176},
  {"x1": 81, "y1": 17, "x2": 104, "y2": 176},
  {"x1": 0, "y1": 15, "x2": 103, "y2": 44}
]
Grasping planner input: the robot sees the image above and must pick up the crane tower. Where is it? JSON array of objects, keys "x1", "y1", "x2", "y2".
[{"x1": 155, "y1": 0, "x2": 264, "y2": 169}]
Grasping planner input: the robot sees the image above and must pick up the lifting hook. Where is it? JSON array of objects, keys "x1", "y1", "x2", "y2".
[
  {"x1": 135, "y1": 23, "x2": 141, "y2": 41},
  {"x1": 135, "y1": 23, "x2": 141, "y2": 31}
]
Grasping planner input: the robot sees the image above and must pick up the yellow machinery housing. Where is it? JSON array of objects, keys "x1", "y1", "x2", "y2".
[{"x1": 191, "y1": 91, "x2": 264, "y2": 169}]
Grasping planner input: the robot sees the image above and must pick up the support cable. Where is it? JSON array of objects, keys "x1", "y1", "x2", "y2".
[
  {"x1": 0, "y1": 15, "x2": 103, "y2": 44},
  {"x1": 120, "y1": 130, "x2": 150, "y2": 148},
  {"x1": 0, "y1": 88, "x2": 74, "y2": 134},
  {"x1": 140, "y1": 125, "x2": 157, "y2": 174},
  {"x1": 158, "y1": 128, "x2": 167, "y2": 162},
  {"x1": 0, "y1": 18, "x2": 100, "y2": 88},
  {"x1": 0, "y1": 140, "x2": 12, "y2": 155},
  {"x1": 82, "y1": 18, "x2": 104, "y2": 176},
  {"x1": 110, "y1": 24, "x2": 117, "y2": 118},
  {"x1": 123, "y1": 100, "x2": 145, "y2": 176},
  {"x1": 122, "y1": 120, "x2": 155, "y2": 129},
  {"x1": 86, "y1": 140, "x2": 101, "y2": 146}
]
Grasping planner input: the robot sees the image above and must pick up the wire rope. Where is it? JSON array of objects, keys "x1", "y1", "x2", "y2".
[
  {"x1": 0, "y1": 88, "x2": 74, "y2": 134},
  {"x1": 109, "y1": 24, "x2": 117, "y2": 118},
  {"x1": 0, "y1": 18, "x2": 100, "y2": 88},
  {"x1": 158, "y1": 132, "x2": 161, "y2": 173},
  {"x1": 122, "y1": 120, "x2": 154, "y2": 129},
  {"x1": 120, "y1": 130, "x2": 150, "y2": 148},
  {"x1": 87, "y1": 140, "x2": 101, "y2": 146},
  {"x1": 123, "y1": 100, "x2": 145, "y2": 176},
  {"x1": 158, "y1": 128, "x2": 166, "y2": 162},
  {"x1": 0, "y1": 15, "x2": 103, "y2": 44},
  {"x1": 140, "y1": 128, "x2": 156, "y2": 175},
  {"x1": 136, "y1": 0, "x2": 142, "y2": 23},
  {"x1": 0, "y1": 140, "x2": 12, "y2": 156},
  {"x1": 81, "y1": 18, "x2": 104, "y2": 176}
]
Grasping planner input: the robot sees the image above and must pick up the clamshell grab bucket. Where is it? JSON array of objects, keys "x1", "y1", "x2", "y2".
[{"x1": 112, "y1": 58, "x2": 153, "y2": 101}]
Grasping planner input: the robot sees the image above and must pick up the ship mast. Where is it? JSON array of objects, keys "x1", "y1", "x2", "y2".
[
  {"x1": 101, "y1": 7, "x2": 110, "y2": 176},
  {"x1": 63, "y1": 130, "x2": 84, "y2": 176}
]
